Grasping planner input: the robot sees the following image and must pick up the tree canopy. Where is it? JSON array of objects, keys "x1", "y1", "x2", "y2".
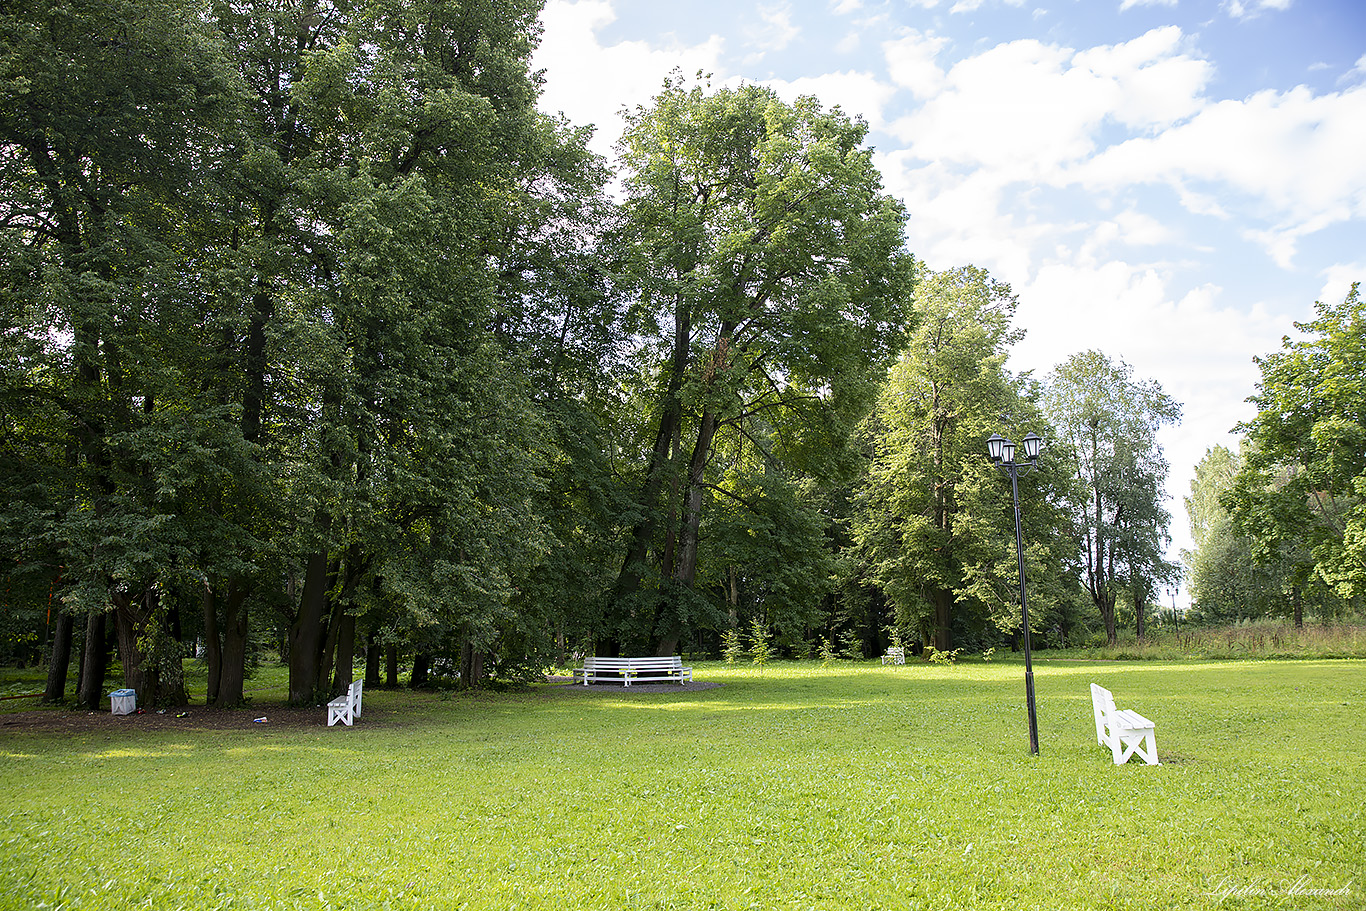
[{"x1": 1223, "y1": 283, "x2": 1366, "y2": 615}]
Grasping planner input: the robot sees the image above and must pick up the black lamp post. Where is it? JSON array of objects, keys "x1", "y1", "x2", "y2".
[{"x1": 987, "y1": 430, "x2": 1044, "y2": 756}]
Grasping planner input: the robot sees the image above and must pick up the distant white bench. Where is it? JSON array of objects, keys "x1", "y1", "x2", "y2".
[
  {"x1": 573, "y1": 656, "x2": 692, "y2": 686},
  {"x1": 1090, "y1": 683, "x2": 1158, "y2": 765},
  {"x1": 881, "y1": 646, "x2": 905, "y2": 665},
  {"x1": 327, "y1": 679, "x2": 364, "y2": 726}
]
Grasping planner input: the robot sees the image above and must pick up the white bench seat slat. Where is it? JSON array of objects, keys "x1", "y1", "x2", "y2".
[
  {"x1": 1114, "y1": 708, "x2": 1154, "y2": 730},
  {"x1": 1090, "y1": 683, "x2": 1158, "y2": 765},
  {"x1": 573, "y1": 656, "x2": 693, "y2": 686},
  {"x1": 881, "y1": 647, "x2": 905, "y2": 665}
]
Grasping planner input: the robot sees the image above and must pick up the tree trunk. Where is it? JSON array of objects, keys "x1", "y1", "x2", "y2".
[
  {"x1": 42, "y1": 609, "x2": 76, "y2": 703},
  {"x1": 1101, "y1": 593, "x2": 1117, "y2": 647},
  {"x1": 77, "y1": 610, "x2": 109, "y2": 710},
  {"x1": 1292, "y1": 585, "x2": 1303, "y2": 630},
  {"x1": 330, "y1": 612, "x2": 356, "y2": 696},
  {"x1": 1096, "y1": 491, "x2": 1120, "y2": 648},
  {"x1": 727, "y1": 565, "x2": 739, "y2": 627},
  {"x1": 613, "y1": 293, "x2": 692, "y2": 608},
  {"x1": 364, "y1": 632, "x2": 381, "y2": 687},
  {"x1": 112, "y1": 593, "x2": 152, "y2": 703},
  {"x1": 289, "y1": 551, "x2": 332, "y2": 705},
  {"x1": 314, "y1": 596, "x2": 348, "y2": 699},
  {"x1": 218, "y1": 582, "x2": 250, "y2": 707},
  {"x1": 410, "y1": 652, "x2": 430, "y2": 688},
  {"x1": 201, "y1": 581, "x2": 222, "y2": 705},
  {"x1": 1134, "y1": 580, "x2": 1147, "y2": 641},
  {"x1": 655, "y1": 408, "x2": 721, "y2": 656},
  {"x1": 932, "y1": 589, "x2": 951, "y2": 651},
  {"x1": 113, "y1": 590, "x2": 188, "y2": 708},
  {"x1": 458, "y1": 638, "x2": 485, "y2": 690},
  {"x1": 385, "y1": 645, "x2": 398, "y2": 687}
]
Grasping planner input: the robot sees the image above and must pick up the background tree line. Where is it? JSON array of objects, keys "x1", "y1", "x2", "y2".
[{"x1": 3, "y1": 0, "x2": 1266, "y2": 708}]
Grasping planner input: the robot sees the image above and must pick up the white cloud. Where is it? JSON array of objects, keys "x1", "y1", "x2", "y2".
[
  {"x1": 533, "y1": 0, "x2": 726, "y2": 157},
  {"x1": 1224, "y1": 0, "x2": 1293, "y2": 18},
  {"x1": 830, "y1": 0, "x2": 863, "y2": 12},
  {"x1": 1319, "y1": 264, "x2": 1365, "y2": 306},
  {"x1": 762, "y1": 71, "x2": 898, "y2": 131},
  {"x1": 949, "y1": 0, "x2": 1025, "y2": 12},
  {"x1": 1346, "y1": 53, "x2": 1366, "y2": 84},
  {"x1": 1078, "y1": 85, "x2": 1366, "y2": 264},
  {"x1": 875, "y1": 151, "x2": 1047, "y2": 282},
  {"x1": 745, "y1": 3, "x2": 800, "y2": 57},
  {"x1": 882, "y1": 30, "x2": 949, "y2": 99},
  {"x1": 1081, "y1": 209, "x2": 1178, "y2": 261},
  {"x1": 888, "y1": 28, "x2": 1210, "y2": 183},
  {"x1": 836, "y1": 31, "x2": 861, "y2": 54},
  {"x1": 1120, "y1": 0, "x2": 1177, "y2": 9},
  {"x1": 1071, "y1": 26, "x2": 1209, "y2": 130}
]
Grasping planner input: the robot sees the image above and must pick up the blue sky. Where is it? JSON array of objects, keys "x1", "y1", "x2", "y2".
[{"x1": 532, "y1": 0, "x2": 1366, "y2": 591}]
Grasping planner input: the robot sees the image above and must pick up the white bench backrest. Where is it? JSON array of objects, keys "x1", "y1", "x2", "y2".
[
  {"x1": 583, "y1": 656, "x2": 683, "y2": 671},
  {"x1": 1090, "y1": 683, "x2": 1116, "y2": 742}
]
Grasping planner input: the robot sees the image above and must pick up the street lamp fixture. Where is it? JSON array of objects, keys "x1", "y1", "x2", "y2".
[{"x1": 988, "y1": 431, "x2": 1044, "y2": 756}]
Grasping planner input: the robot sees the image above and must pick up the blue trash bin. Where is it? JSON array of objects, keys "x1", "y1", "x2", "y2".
[{"x1": 109, "y1": 688, "x2": 137, "y2": 715}]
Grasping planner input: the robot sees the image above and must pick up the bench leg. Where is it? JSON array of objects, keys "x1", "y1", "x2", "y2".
[
  {"x1": 1137, "y1": 728, "x2": 1158, "y2": 765},
  {"x1": 1112, "y1": 728, "x2": 1158, "y2": 765}
]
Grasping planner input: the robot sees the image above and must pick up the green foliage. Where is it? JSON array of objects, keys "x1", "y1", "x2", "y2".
[
  {"x1": 925, "y1": 645, "x2": 962, "y2": 665},
  {"x1": 747, "y1": 617, "x2": 772, "y2": 667},
  {"x1": 851, "y1": 266, "x2": 1074, "y2": 651},
  {"x1": 701, "y1": 471, "x2": 837, "y2": 647},
  {"x1": 0, "y1": 0, "x2": 612, "y2": 697},
  {"x1": 1226, "y1": 283, "x2": 1366, "y2": 606},
  {"x1": 721, "y1": 627, "x2": 744, "y2": 664},
  {"x1": 1183, "y1": 446, "x2": 1295, "y2": 621},
  {"x1": 1048, "y1": 618, "x2": 1366, "y2": 660},
  {"x1": 818, "y1": 637, "x2": 838, "y2": 665}
]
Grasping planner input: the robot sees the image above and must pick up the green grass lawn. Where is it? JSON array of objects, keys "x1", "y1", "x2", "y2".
[{"x1": 1, "y1": 659, "x2": 1363, "y2": 910}]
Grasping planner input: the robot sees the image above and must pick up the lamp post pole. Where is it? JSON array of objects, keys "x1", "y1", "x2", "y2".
[{"x1": 988, "y1": 431, "x2": 1043, "y2": 756}]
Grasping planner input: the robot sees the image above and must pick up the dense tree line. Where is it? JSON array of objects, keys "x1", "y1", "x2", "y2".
[{"x1": 3, "y1": 0, "x2": 1193, "y2": 704}]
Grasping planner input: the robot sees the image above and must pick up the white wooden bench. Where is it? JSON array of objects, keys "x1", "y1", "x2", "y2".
[
  {"x1": 1090, "y1": 683, "x2": 1158, "y2": 765},
  {"x1": 327, "y1": 679, "x2": 364, "y2": 726},
  {"x1": 572, "y1": 656, "x2": 692, "y2": 686},
  {"x1": 881, "y1": 646, "x2": 905, "y2": 665}
]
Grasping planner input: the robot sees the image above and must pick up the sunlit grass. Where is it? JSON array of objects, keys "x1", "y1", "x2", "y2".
[{"x1": 2, "y1": 659, "x2": 1363, "y2": 910}]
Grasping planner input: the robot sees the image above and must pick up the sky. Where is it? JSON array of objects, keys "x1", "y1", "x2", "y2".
[{"x1": 530, "y1": 0, "x2": 1366, "y2": 601}]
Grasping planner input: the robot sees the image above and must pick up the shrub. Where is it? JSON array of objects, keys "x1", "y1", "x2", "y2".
[
  {"x1": 748, "y1": 618, "x2": 773, "y2": 668},
  {"x1": 721, "y1": 627, "x2": 744, "y2": 665}
]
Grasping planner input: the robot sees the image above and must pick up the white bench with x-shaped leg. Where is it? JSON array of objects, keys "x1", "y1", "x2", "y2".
[
  {"x1": 327, "y1": 679, "x2": 364, "y2": 727},
  {"x1": 1091, "y1": 683, "x2": 1158, "y2": 765}
]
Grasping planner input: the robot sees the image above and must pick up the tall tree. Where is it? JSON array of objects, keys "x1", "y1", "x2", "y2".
[
  {"x1": 607, "y1": 76, "x2": 916, "y2": 654},
  {"x1": 1044, "y1": 351, "x2": 1181, "y2": 646},
  {"x1": 852, "y1": 266, "x2": 1072, "y2": 651},
  {"x1": 251, "y1": 0, "x2": 564, "y2": 702},
  {"x1": 1184, "y1": 445, "x2": 1293, "y2": 623},
  {"x1": 1225, "y1": 283, "x2": 1366, "y2": 611}
]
